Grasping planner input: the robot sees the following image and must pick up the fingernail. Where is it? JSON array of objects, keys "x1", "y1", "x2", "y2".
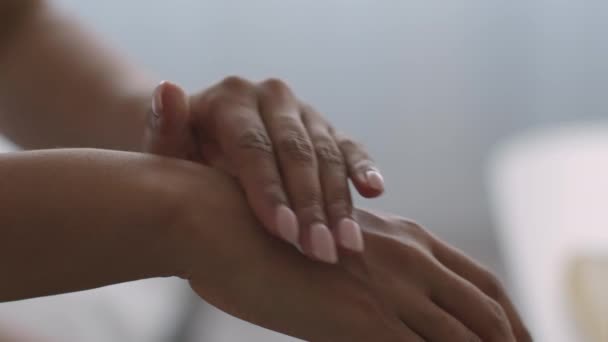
[
  {"x1": 338, "y1": 218, "x2": 364, "y2": 252},
  {"x1": 365, "y1": 170, "x2": 385, "y2": 192},
  {"x1": 151, "y1": 81, "x2": 166, "y2": 118},
  {"x1": 310, "y1": 224, "x2": 338, "y2": 264},
  {"x1": 275, "y1": 206, "x2": 299, "y2": 246}
]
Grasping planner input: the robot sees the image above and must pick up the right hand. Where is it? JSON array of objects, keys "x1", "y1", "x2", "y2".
[
  {"x1": 176, "y1": 186, "x2": 531, "y2": 342},
  {"x1": 143, "y1": 79, "x2": 384, "y2": 264}
]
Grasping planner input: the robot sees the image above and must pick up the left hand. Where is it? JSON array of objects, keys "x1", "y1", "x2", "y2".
[{"x1": 142, "y1": 77, "x2": 385, "y2": 264}]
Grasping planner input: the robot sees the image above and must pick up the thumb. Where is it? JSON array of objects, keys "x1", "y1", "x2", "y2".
[
  {"x1": 151, "y1": 80, "x2": 190, "y2": 136},
  {"x1": 146, "y1": 81, "x2": 193, "y2": 158}
]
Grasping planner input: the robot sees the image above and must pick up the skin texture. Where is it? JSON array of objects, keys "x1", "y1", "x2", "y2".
[
  {"x1": 144, "y1": 80, "x2": 384, "y2": 264},
  {"x1": 0, "y1": 0, "x2": 382, "y2": 263},
  {"x1": 0, "y1": 149, "x2": 531, "y2": 341},
  {"x1": 175, "y1": 172, "x2": 533, "y2": 342},
  {"x1": 0, "y1": 149, "x2": 188, "y2": 301},
  {"x1": 0, "y1": 1, "x2": 533, "y2": 340}
]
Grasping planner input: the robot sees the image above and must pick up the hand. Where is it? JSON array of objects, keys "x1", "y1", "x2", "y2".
[
  {"x1": 143, "y1": 78, "x2": 385, "y2": 264},
  {"x1": 175, "y1": 183, "x2": 531, "y2": 342}
]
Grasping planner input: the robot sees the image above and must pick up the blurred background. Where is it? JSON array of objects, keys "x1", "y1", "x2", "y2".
[{"x1": 0, "y1": 0, "x2": 606, "y2": 341}]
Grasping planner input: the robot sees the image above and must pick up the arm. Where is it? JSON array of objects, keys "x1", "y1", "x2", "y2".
[
  {"x1": 0, "y1": 0, "x2": 154, "y2": 150},
  {"x1": 0, "y1": 1, "x2": 381, "y2": 263},
  {"x1": 0, "y1": 148, "x2": 211, "y2": 301},
  {"x1": 0, "y1": 149, "x2": 530, "y2": 341},
  {"x1": 0, "y1": 0, "x2": 385, "y2": 263}
]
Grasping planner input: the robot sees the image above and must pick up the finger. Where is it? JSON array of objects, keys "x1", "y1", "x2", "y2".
[
  {"x1": 399, "y1": 295, "x2": 481, "y2": 342},
  {"x1": 195, "y1": 77, "x2": 299, "y2": 247},
  {"x1": 146, "y1": 81, "x2": 196, "y2": 159},
  {"x1": 301, "y1": 104, "x2": 364, "y2": 253},
  {"x1": 432, "y1": 239, "x2": 532, "y2": 341},
  {"x1": 257, "y1": 78, "x2": 337, "y2": 264},
  {"x1": 342, "y1": 312, "x2": 424, "y2": 342},
  {"x1": 395, "y1": 324, "x2": 425, "y2": 342},
  {"x1": 333, "y1": 130, "x2": 385, "y2": 198},
  {"x1": 354, "y1": 308, "x2": 424, "y2": 342},
  {"x1": 429, "y1": 262, "x2": 517, "y2": 342}
]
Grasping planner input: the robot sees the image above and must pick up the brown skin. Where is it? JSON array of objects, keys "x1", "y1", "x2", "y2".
[
  {"x1": 0, "y1": 0, "x2": 152, "y2": 151},
  {"x1": 144, "y1": 80, "x2": 383, "y2": 263},
  {"x1": 0, "y1": 149, "x2": 531, "y2": 341},
  {"x1": 0, "y1": 1, "x2": 532, "y2": 340},
  {"x1": 0, "y1": 149, "x2": 186, "y2": 301},
  {"x1": 179, "y1": 183, "x2": 532, "y2": 341},
  {"x1": 0, "y1": 0, "x2": 382, "y2": 262}
]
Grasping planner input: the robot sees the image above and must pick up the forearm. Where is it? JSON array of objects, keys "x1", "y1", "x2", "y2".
[
  {"x1": 0, "y1": 149, "x2": 213, "y2": 301},
  {"x1": 0, "y1": 1, "x2": 155, "y2": 151}
]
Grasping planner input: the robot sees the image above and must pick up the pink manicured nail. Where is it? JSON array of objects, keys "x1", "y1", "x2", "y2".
[
  {"x1": 310, "y1": 224, "x2": 338, "y2": 264},
  {"x1": 338, "y1": 218, "x2": 364, "y2": 252},
  {"x1": 275, "y1": 206, "x2": 299, "y2": 246},
  {"x1": 365, "y1": 170, "x2": 385, "y2": 192},
  {"x1": 151, "y1": 81, "x2": 167, "y2": 118}
]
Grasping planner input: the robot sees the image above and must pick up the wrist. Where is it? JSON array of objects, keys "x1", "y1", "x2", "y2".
[
  {"x1": 166, "y1": 162, "x2": 268, "y2": 280},
  {"x1": 149, "y1": 159, "x2": 242, "y2": 279}
]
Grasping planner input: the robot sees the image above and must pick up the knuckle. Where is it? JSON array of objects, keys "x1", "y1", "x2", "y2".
[
  {"x1": 207, "y1": 93, "x2": 251, "y2": 115},
  {"x1": 236, "y1": 128, "x2": 274, "y2": 155},
  {"x1": 220, "y1": 75, "x2": 251, "y2": 93},
  {"x1": 485, "y1": 299, "x2": 512, "y2": 338},
  {"x1": 314, "y1": 139, "x2": 345, "y2": 167},
  {"x1": 326, "y1": 199, "x2": 352, "y2": 219},
  {"x1": 395, "y1": 218, "x2": 430, "y2": 240},
  {"x1": 277, "y1": 131, "x2": 315, "y2": 164},
  {"x1": 260, "y1": 77, "x2": 291, "y2": 95},
  {"x1": 296, "y1": 201, "x2": 325, "y2": 224},
  {"x1": 480, "y1": 270, "x2": 506, "y2": 301},
  {"x1": 337, "y1": 136, "x2": 359, "y2": 152},
  {"x1": 299, "y1": 102, "x2": 314, "y2": 114},
  {"x1": 276, "y1": 115, "x2": 301, "y2": 130},
  {"x1": 397, "y1": 241, "x2": 429, "y2": 265},
  {"x1": 259, "y1": 179, "x2": 287, "y2": 205}
]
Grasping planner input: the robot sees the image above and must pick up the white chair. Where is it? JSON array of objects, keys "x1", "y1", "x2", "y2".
[{"x1": 487, "y1": 121, "x2": 608, "y2": 342}]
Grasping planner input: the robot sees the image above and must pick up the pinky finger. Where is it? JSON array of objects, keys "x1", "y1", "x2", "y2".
[{"x1": 333, "y1": 130, "x2": 385, "y2": 198}]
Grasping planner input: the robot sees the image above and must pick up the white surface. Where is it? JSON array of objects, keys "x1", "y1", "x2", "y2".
[
  {"x1": 188, "y1": 306, "x2": 301, "y2": 342},
  {"x1": 487, "y1": 121, "x2": 608, "y2": 342},
  {"x1": 0, "y1": 279, "x2": 187, "y2": 342},
  {"x1": 0, "y1": 135, "x2": 16, "y2": 152}
]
